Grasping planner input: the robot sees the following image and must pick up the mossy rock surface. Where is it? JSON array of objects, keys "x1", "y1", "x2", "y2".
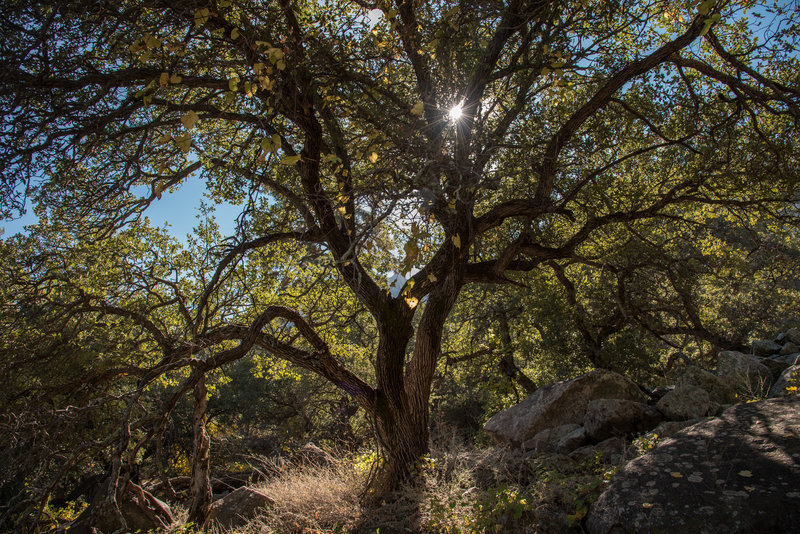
[{"x1": 586, "y1": 395, "x2": 800, "y2": 534}]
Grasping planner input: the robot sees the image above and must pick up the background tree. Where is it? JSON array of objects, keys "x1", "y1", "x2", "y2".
[{"x1": 1, "y1": 0, "x2": 799, "y2": 527}]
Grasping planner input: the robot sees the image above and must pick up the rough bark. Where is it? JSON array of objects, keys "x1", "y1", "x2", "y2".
[{"x1": 188, "y1": 373, "x2": 212, "y2": 527}]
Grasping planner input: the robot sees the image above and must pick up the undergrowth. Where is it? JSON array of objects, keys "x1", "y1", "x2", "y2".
[{"x1": 200, "y1": 439, "x2": 631, "y2": 534}]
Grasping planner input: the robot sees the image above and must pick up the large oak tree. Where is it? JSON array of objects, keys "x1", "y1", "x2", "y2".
[{"x1": 1, "y1": 0, "x2": 798, "y2": 527}]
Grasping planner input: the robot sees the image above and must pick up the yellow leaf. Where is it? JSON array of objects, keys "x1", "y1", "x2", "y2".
[
  {"x1": 738, "y1": 470, "x2": 753, "y2": 477},
  {"x1": 451, "y1": 234, "x2": 461, "y2": 248},
  {"x1": 169, "y1": 73, "x2": 182, "y2": 84},
  {"x1": 228, "y1": 76, "x2": 239, "y2": 91},
  {"x1": 159, "y1": 72, "x2": 170, "y2": 87},
  {"x1": 181, "y1": 110, "x2": 199, "y2": 130},
  {"x1": 279, "y1": 155, "x2": 301, "y2": 166},
  {"x1": 143, "y1": 95, "x2": 152, "y2": 106},
  {"x1": 276, "y1": 59, "x2": 286, "y2": 71},
  {"x1": 157, "y1": 133, "x2": 172, "y2": 145},
  {"x1": 670, "y1": 472, "x2": 683, "y2": 478},
  {"x1": 642, "y1": 503, "x2": 654, "y2": 509},
  {"x1": 267, "y1": 47, "x2": 284, "y2": 63},
  {"x1": 410, "y1": 101, "x2": 424, "y2": 116},
  {"x1": 369, "y1": 152, "x2": 378, "y2": 163},
  {"x1": 175, "y1": 133, "x2": 192, "y2": 153},
  {"x1": 428, "y1": 273, "x2": 437, "y2": 283},
  {"x1": 194, "y1": 8, "x2": 210, "y2": 27},
  {"x1": 143, "y1": 33, "x2": 160, "y2": 49},
  {"x1": 405, "y1": 297, "x2": 419, "y2": 309},
  {"x1": 253, "y1": 62, "x2": 265, "y2": 75},
  {"x1": 744, "y1": 486, "x2": 755, "y2": 492},
  {"x1": 231, "y1": 28, "x2": 240, "y2": 40}
]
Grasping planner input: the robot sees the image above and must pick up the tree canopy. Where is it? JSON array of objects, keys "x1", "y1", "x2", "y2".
[{"x1": 1, "y1": 0, "x2": 799, "y2": 529}]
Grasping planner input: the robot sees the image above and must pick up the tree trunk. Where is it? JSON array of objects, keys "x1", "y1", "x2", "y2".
[
  {"x1": 365, "y1": 279, "x2": 461, "y2": 498},
  {"x1": 188, "y1": 373, "x2": 212, "y2": 527},
  {"x1": 497, "y1": 313, "x2": 537, "y2": 394}
]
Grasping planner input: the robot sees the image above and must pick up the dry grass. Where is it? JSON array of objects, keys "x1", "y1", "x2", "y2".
[
  {"x1": 241, "y1": 456, "x2": 364, "y2": 533},
  {"x1": 196, "y1": 440, "x2": 628, "y2": 534}
]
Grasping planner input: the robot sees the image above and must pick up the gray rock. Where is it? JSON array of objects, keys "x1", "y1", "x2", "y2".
[
  {"x1": 656, "y1": 385, "x2": 713, "y2": 421},
  {"x1": 584, "y1": 399, "x2": 663, "y2": 441},
  {"x1": 521, "y1": 423, "x2": 581, "y2": 453},
  {"x1": 760, "y1": 357, "x2": 790, "y2": 380},
  {"x1": 649, "y1": 384, "x2": 675, "y2": 403},
  {"x1": 780, "y1": 342, "x2": 800, "y2": 355},
  {"x1": 570, "y1": 437, "x2": 626, "y2": 465},
  {"x1": 650, "y1": 419, "x2": 702, "y2": 439},
  {"x1": 676, "y1": 366, "x2": 735, "y2": 404},
  {"x1": 716, "y1": 350, "x2": 773, "y2": 397},
  {"x1": 586, "y1": 396, "x2": 800, "y2": 534},
  {"x1": 786, "y1": 327, "x2": 800, "y2": 345},
  {"x1": 770, "y1": 353, "x2": 800, "y2": 366},
  {"x1": 555, "y1": 426, "x2": 588, "y2": 454},
  {"x1": 206, "y1": 487, "x2": 274, "y2": 530},
  {"x1": 483, "y1": 369, "x2": 646, "y2": 447},
  {"x1": 776, "y1": 332, "x2": 787, "y2": 344},
  {"x1": 768, "y1": 365, "x2": 800, "y2": 398},
  {"x1": 68, "y1": 483, "x2": 173, "y2": 534},
  {"x1": 752, "y1": 339, "x2": 782, "y2": 356}
]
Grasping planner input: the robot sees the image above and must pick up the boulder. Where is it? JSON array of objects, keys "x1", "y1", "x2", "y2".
[
  {"x1": 785, "y1": 327, "x2": 800, "y2": 345},
  {"x1": 556, "y1": 426, "x2": 589, "y2": 454},
  {"x1": 206, "y1": 487, "x2": 274, "y2": 530},
  {"x1": 584, "y1": 399, "x2": 663, "y2": 441},
  {"x1": 752, "y1": 339, "x2": 781, "y2": 356},
  {"x1": 656, "y1": 386, "x2": 714, "y2": 421},
  {"x1": 483, "y1": 369, "x2": 646, "y2": 447},
  {"x1": 716, "y1": 350, "x2": 773, "y2": 396},
  {"x1": 648, "y1": 385, "x2": 675, "y2": 403},
  {"x1": 569, "y1": 437, "x2": 626, "y2": 465},
  {"x1": 521, "y1": 423, "x2": 581, "y2": 453},
  {"x1": 68, "y1": 483, "x2": 173, "y2": 534},
  {"x1": 649, "y1": 419, "x2": 702, "y2": 439},
  {"x1": 676, "y1": 366, "x2": 735, "y2": 404},
  {"x1": 770, "y1": 353, "x2": 800, "y2": 366},
  {"x1": 781, "y1": 342, "x2": 800, "y2": 355},
  {"x1": 586, "y1": 396, "x2": 800, "y2": 534},
  {"x1": 759, "y1": 357, "x2": 790, "y2": 380},
  {"x1": 768, "y1": 365, "x2": 800, "y2": 398}
]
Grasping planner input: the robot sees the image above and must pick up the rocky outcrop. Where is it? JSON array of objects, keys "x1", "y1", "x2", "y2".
[
  {"x1": 68, "y1": 482, "x2": 173, "y2": 534},
  {"x1": 584, "y1": 399, "x2": 663, "y2": 441},
  {"x1": 717, "y1": 350, "x2": 773, "y2": 396},
  {"x1": 752, "y1": 339, "x2": 781, "y2": 357},
  {"x1": 586, "y1": 395, "x2": 800, "y2": 534},
  {"x1": 522, "y1": 423, "x2": 581, "y2": 453},
  {"x1": 768, "y1": 365, "x2": 800, "y2": 398},
  {"x1": 676, "y1": 366, "x2": 735, "y2": 404},
  {"x1": 484, "y1": 369, "x2": 645, "y2": 447},
  {"x1": 656, "y1": 385, "x2": 716, "y2": 421},
  {"x1": 205, "y1": 487, "x2": 274, "y2": 530}
]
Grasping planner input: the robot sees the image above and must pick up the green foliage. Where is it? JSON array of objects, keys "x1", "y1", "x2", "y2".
[{"x1": 0, "y1": 0, "x2": 799, "y2": 527}]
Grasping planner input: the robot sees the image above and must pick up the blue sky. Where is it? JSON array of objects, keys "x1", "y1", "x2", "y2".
[{"x1": 0, "y1": 178, "x2": 243, "y2": 239}]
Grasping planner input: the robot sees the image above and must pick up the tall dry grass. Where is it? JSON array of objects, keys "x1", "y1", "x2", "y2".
[{"x1": 203, "y1": 439, "x2": 625, "y2": 533}]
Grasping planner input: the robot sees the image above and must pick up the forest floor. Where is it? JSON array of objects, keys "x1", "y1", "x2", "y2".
[{"x1": 161, "y1": 436, "x2": 656, "y2": 534}]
